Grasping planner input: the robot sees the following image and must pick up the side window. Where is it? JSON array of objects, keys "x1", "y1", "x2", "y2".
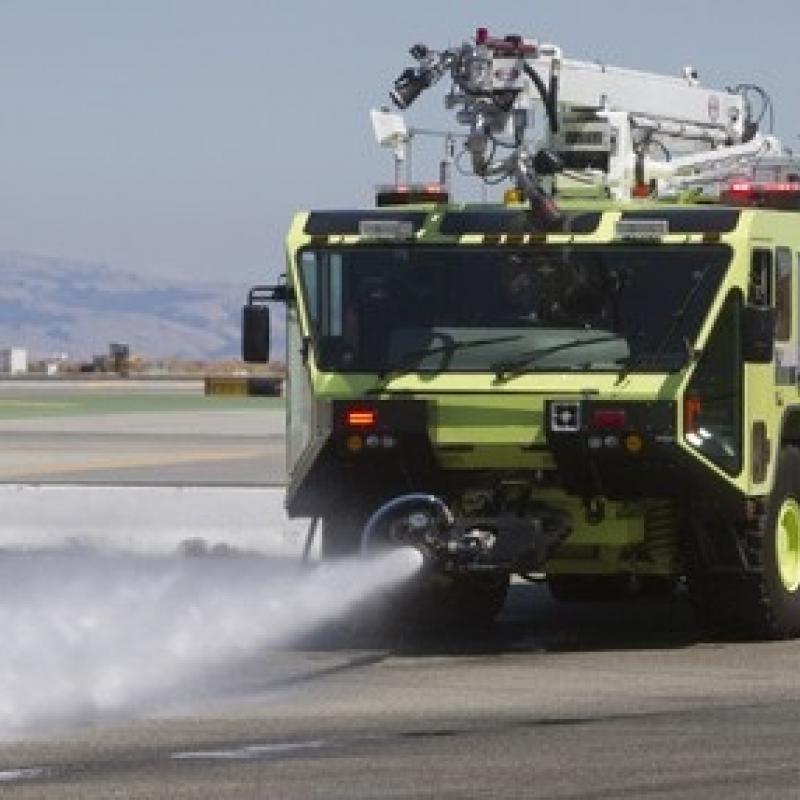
[
  {"x1": 775, "y1": 247, "x2": 792, "y2": 341},
  {"x1": 298, "y1": 250, "x2": 347, "y2": 370},
  {"x1": 298, "y1": 251, "x2": 343, "y2": 337},
  {"x1": 300, "y1": 252, "x2": 319, "y2": 327},
  {"x1": 749, "y1": 249, "x2": 773, "y2": 308},
  {"x1": 684, "y1": 290, "x2": 742, "y2": 476},
  {"x1": 328, "y1": 255, "x2": 343, "y2": 337}
]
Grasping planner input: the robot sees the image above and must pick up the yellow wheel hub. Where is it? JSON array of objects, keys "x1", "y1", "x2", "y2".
[{"x1": 776, "y1": 498, "x2": 800, "y2": 593}]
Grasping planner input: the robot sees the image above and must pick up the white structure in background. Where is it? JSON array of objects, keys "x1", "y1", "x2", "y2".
[
  {"x1": 0, "y1": 347, "x2": 28, "y2": 375},
  {"x1": 44, "y1": 351, "x2": 69, "y2": 376}
]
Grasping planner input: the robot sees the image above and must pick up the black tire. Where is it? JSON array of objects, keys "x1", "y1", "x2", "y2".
[
  {"x1": 449, "y1": 572, "x2": 511, "y2": 626},
  {"x1": 403, "y1": 572, "x2": 510, "y2": 630},
  {"x1": 690, "y1": 446, "x2": 800, "y2": 639}
]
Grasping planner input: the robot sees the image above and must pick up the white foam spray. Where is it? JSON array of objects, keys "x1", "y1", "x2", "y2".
[{"x1": 0, "y1": 544, "x2": 423, "y2": 739}]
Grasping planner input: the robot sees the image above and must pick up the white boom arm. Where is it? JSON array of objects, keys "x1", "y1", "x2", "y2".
[
  {"x1": 528, "y1": 47, "x2": 745, "y2": 143},
  {"x1": 379, "y1": 29, "x2": 787, "y2": 213}
]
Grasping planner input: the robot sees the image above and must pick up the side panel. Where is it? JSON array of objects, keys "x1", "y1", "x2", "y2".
[{"x1": 286, "y1": 304, "x2": 313, "y2": 477}]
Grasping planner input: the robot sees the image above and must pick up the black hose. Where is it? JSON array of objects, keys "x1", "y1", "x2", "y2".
[
  {"x1": 548, "y1": 68, "x2": 560, "y2": 133},
  {"x1": 523, "y1": 62, "x2": 558, "y2": 134},
  {"x1": 359, "y1": 494, "x2": 454, "y2": 557}
]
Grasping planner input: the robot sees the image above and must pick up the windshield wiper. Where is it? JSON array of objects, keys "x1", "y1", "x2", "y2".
[
  {"x1": 493, "y1": 334, "x2": 625, "y2": 381},
  {"x1": 368, "y1": 334, "x2": 524, "y2": 392},
  {"x1": 615, "y1": 268, "x2": 710, "y2": 381}
]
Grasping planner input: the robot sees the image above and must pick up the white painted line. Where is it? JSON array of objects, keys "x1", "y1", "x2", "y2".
[
  {"x1": 0, "y1": 767, "x2": 47, "y2": 782},
  {"x1": 171, "y1": 740, "x2": 327, "y2": 760}
]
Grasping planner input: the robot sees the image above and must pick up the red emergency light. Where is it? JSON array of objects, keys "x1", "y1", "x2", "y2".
[
  {"x1": 589, "y1": 408, "x2": 628, "y2": 429},
  {"x1": 475, "y1": 28, "x2": 538, "y2": 56},
  {"x1": 375, "y1": 183, "x2": 449, "y2": 207},
  {"x1": 722, "y1": 181, "x2": 800, "y2": 210},
  {"x1": 345, "y1": 407, "x2": 377, "y2": 428}
]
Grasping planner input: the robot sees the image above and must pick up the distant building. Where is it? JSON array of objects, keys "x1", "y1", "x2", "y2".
[{"x1": 0, "y1": 347, "x2": 27, "y2": 375}]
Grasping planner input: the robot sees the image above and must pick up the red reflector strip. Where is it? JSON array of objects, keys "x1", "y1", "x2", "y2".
[
  {"x1": 590, "y1": 409, "x2": 627, "y2": 429},
  {"x1": 346, "y1": 409, "x2": 377, "y2": 427}
]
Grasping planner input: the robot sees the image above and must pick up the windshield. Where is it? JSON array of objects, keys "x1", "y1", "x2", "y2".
[{"x1": 297, "y1": 245, "x2": 731, "y2": 375}]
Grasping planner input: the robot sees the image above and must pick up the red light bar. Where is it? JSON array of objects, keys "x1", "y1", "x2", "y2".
[
  {"x1": 482, "y1": 33, "x2": 538, "y2": 56},
  {"x1": 346, "y1": 407, "x2": 377, "y2": 428},
  {"x1": 375, "y1": 183, "x2": 449, "y2": 207},
  {"x1": 729, "y1": 181, "x2": 800, "y2": 193},
  {"x1": 722, "y1": 181, "x2": 800, "y2": 209},
  {"x1": 590, "y1": 408, "x2": 628, "y2": 429}
]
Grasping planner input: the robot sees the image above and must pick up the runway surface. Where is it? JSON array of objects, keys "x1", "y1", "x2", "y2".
[
  {"x1": 2, "y1": 579, "x2": 800, "y2": 799},
  {"x1": 2, "y1": 381, "x2": 800, "y2": 797},
  {"x1": 0, "y1": 382, "x2": 285, "y2": 484}
]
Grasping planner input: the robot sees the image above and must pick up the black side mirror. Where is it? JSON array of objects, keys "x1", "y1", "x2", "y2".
[
  {"x1": 742, "y1": 305, "x2": 775, "y2": 364},
  {"x1": 242, "y1": 305, "x2": 271, "y2": 363}
]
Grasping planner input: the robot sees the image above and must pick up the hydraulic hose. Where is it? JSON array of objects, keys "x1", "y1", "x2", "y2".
[
  {"x1": 360, "y1": 493, "x2": 455, "y2": 557},
  {"x1": 522, "y1": 62, "x2": 558, "y2": 134},
  {"x1": 548, "y1": 68, "x2": 560, "y2": 133}
]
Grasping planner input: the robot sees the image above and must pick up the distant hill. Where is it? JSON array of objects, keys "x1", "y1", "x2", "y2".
[{"x1": 0, "y1": 251, "x2": 282, "y2": 360}]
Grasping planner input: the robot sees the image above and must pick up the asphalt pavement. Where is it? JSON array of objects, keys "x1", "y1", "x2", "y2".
[
  {"x1": 2, "y1": 382, "x2": 800, "y2": 798},
  {"x1": 2, "y1": 582, "x2": 800, "y2": 799}
]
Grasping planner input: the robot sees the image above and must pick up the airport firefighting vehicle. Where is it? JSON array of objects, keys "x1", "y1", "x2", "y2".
[{"x1": 244, "y1": 28, "x2": 800, "y2": 637}]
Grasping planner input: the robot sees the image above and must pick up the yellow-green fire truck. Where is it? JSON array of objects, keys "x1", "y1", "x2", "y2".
[{"x1": 243, "y1": 28, "x2": 800, "y2": 638}]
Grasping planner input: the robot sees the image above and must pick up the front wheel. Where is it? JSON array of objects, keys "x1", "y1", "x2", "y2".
[
  {"x1": 756, "y1": 446, "x2": 800, "y2": 636},
  {"x1": 448, "y1": 572, "x2": 511, "y2": 626},
  {"x1": 401, "y1": 572, "x2": 510, "y2": 630},
  {"x1": 690, "y1": 446, "x2": 800, "y2": 639}
]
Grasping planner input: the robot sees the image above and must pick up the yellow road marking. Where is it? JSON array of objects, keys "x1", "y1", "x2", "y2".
[{"x1": 0, "y1": 401, "x2": 78, "y2": 409}]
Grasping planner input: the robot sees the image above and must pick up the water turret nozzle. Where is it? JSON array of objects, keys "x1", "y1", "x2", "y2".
[
  {"x1": 390, "y1": 67, "x2": 432, "y2": 110},
  {"x1": 389, "y1": 43, "x2": 452, "y2": 110}
]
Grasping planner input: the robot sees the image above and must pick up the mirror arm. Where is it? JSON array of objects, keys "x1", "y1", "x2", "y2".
[{"x1": 248, "y1": 275, "x2": 294, "y2": 306}]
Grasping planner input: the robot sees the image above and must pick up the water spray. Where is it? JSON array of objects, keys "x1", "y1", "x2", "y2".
[{"x1": 0, "y1": 540, "x2": 423, "y2": 740}]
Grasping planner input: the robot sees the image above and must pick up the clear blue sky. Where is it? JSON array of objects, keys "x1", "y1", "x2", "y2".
[{"x1": 0, "y1": 0, "x2": 798, "y2": 284}]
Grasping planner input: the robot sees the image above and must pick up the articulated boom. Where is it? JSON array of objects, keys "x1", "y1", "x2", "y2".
[{"x1": 379, "y1": 27, "x2": 788, "y2": 213}]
